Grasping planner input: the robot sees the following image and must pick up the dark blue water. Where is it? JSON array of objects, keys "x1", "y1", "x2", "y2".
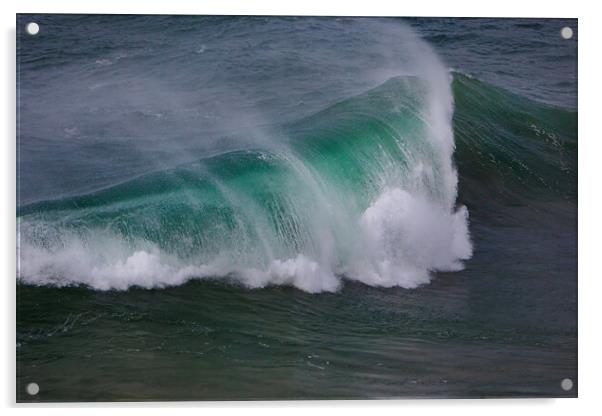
[{"x1": 17, "y1": 15, "x2": 577, "y2": 401}]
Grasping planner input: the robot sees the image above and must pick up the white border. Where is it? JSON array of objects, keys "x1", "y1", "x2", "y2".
[
  {"x1": 4, "y1": 0, "x2": 583, "y2": 17},
  {"x1": 2, "y1": 1, "x2": 600, "y2": 415}
]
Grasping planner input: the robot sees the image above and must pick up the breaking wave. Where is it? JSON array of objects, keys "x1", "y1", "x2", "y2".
[{"x1": 18, "y1": 63, "x2": 475, "y2": 292}]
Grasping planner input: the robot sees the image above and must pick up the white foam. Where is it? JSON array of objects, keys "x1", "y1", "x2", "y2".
[
  {"x1": 18, "y1": 189, "x2": 471, "y2": 292},
  {"x1": 347, "y1": 188, "x2": 472, "y2": 288},
  {"x1": 18, "y1": 233, "x2": 341, "y2": 292}
]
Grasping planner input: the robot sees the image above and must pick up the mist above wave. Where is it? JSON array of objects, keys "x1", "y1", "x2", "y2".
[{"x1": 18, "y1": 20, "x2": 473, "y2": 292}]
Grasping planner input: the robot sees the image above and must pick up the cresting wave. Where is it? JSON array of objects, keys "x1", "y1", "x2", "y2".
[
  {"x1": 17, "y1": 74, "x2": 579, "y2": 293},
  {"x1": 17, "y1": 80, "x2": 473, "y2": 291},
  {"x1": 18, "y1": 32, "x2": 474, "y2": 293}
]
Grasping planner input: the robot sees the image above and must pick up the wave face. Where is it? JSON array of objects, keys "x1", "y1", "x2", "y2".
[{"x1": 18, "y1": 67, "x2": 474, "y2": 291}]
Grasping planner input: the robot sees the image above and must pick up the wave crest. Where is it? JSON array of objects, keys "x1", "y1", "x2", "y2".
[{"x1": 18, "y1": 26, "x2": 473, "y2": 292}]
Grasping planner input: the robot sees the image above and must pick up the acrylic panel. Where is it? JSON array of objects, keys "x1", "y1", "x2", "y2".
[{"x1": 16, "y1": 14, "x2": 577, "y2": 402}]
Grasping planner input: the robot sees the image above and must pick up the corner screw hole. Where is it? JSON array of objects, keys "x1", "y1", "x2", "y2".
[
  {"x1": 26, "y1": 22, "x2": 40, "y2": 36},
  {"x1": 561, "y1": 27, "x2": 573, "y2": 40},
  {"x1": 561, "y1": 378, "x2": 573, "y2": 391},
  {"x1": 26, "y1": 382, "x2": 39, "y2": 396}
]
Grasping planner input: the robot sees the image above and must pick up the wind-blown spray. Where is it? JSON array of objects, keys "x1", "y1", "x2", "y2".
[{"x1": 18, "y1": 21, "x2": 473, "y2": 292}]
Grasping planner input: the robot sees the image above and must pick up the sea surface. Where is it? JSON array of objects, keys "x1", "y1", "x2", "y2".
[{"x1": 16, "y1": 15, "x2": 577, "y2": 401}]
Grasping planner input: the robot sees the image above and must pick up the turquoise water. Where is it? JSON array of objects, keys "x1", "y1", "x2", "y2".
[{"x1": 17, "y1": 15, "x2": 577, "y2": 401}]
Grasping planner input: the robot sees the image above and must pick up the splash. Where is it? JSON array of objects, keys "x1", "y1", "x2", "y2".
[{"x1": 17, "y1": 22, "x2": 473, "y2": 292}]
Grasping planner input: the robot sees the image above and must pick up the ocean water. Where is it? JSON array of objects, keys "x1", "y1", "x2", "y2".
[{"x1": 16, "y1": 15, "x2": 577, "y2": 401}]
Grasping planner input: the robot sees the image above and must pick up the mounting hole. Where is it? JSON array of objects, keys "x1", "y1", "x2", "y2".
[
  {"x1": 26, "y1": 382, "x2": 39, "y2": 396},
  {"x1": 561, "y1": 378, "x2": 573, "y2": 391},
  {"x1": 560, "y1": 27, "x2": 573, "y2": 40},
  {"x1": 26, "y1": 22, "x2": 40, "y2": 36}
]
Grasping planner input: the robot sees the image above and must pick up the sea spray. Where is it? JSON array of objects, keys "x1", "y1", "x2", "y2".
[{"x1": 17, "y1": 22, "x2": 473, "y2": 291}]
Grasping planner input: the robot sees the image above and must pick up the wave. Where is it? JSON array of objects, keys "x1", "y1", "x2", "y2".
[
  {"x1": 17, "y1": 59, "x2": 478, "y2": 292},
  {"x1": 17, "y1": 73, "x2": 577, "y2": 293},
  {"x1": 452, "y1": 72, "x2": 577, "y2": 208}
]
